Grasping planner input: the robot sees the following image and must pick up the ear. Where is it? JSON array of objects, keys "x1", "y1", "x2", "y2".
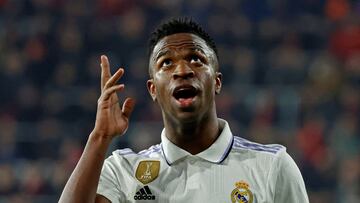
[
  {"x1": 147, "y1": 79, "x2": 157, "y2": 101},
  {"x1": 215, "y1": 72, "x2": 222, "y2": 94}
]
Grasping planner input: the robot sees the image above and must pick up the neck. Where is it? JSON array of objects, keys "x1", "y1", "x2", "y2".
[{"x1": 163, "y1": 110, "x2": 220, "y2": 155}]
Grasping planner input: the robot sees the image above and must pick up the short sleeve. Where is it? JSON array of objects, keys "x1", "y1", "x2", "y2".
[
  {"x1": 270, "y1": 151, "x2": 309, "y2": 203},
  {"x1": 97, "y1": 155, "x2": 125, "y2": 203}
]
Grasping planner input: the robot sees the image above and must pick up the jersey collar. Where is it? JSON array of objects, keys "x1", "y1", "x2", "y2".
[{"x1": 161, "y1": 118, "x2": 234, "y2": 165}]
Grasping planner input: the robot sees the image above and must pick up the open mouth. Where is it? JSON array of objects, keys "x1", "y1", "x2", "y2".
[{"x1": 173, "y1": 86, "x2": 198, "y2": 101}]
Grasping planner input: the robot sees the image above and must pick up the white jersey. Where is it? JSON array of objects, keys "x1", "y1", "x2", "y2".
[{"x1": 97, "y1": 119, "x2": 308, "y2": 203}]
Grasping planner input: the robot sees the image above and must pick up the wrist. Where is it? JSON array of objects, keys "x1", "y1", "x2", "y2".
[{"x1": 89, "y1": 130, "x2": 113, "y2": 144}]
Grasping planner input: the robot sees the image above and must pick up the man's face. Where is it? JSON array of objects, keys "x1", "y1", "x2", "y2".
[{"x1": 147, "y1": 33, "x2": 222, "y2": 122}]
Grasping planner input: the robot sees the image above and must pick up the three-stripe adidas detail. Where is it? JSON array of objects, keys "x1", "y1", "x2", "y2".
[{"x1": 134, "y1": 185, "x2": 155, "y2": 200}]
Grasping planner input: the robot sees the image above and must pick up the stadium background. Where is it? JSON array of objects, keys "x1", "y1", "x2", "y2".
[{"x1": 0, "y1": 0, "x2": 359, "y2": 202}]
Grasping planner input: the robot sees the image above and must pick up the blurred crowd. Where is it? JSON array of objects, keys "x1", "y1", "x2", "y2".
[{"x1": 0, "y1": 0, "x2": 359, "y2": 202}]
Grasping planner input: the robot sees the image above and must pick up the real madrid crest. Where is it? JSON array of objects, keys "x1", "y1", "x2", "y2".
[
  {"x1": 135, "y1": 160, "x2": 160, "y2": 184},
  {"x1": 230, "y1": 180, "x2": 253, "y2": 203}
]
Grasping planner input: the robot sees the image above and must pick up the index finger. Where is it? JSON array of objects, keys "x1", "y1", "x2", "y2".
[{"x1": 100, "y1": 55, "x2": 111, "y2": 92}]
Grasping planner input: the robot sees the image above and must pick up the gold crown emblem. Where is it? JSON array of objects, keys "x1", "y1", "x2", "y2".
[{"x1": 235, "y1": 181, "x2": 249, "y2": 189}]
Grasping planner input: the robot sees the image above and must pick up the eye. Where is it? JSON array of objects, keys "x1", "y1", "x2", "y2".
[
  {"x1": 190, "y1": 55, "x2": 202, "y2": 64},
  {"x1": 161, "y1": 59, "x2": 172, "y2": 68}
]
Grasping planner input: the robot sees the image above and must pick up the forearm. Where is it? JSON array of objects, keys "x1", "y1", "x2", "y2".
[{"x1": 59, "y1": 132, "x2": 112, "y2": 203}]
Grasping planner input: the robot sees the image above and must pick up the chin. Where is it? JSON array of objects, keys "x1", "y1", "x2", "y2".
[{"x1": 166, "y1": 110, "x2": 198, "y2": 123}]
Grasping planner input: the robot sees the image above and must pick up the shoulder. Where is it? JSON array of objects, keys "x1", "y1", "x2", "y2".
[
  {"x1": 232, "y1": 136, "x2": 286, "y2": 155},
  {"x1": 231, "y1": 136, "x2": 302, "y2": 176},
  {"x1": 137, "y1": 144, "x2": 162, "y2": 156},
  {"x1": 106, "y1": 144, "x2": 163, "y2": 163},
  {"x1": 230, "y1": 136, "x2": 288, "y2": 171}
]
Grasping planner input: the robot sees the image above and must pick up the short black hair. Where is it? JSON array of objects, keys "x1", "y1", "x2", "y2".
[{"x1": 148, "y1": 17, "x2": 218, "y2": 61}]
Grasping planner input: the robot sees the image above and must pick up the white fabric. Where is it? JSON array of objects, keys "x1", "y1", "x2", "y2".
[{"x1": 97, "y1": 119, "x2": 308, "y2": 203}]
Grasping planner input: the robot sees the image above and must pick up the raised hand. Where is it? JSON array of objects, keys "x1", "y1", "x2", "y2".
[{"x1": 92, "y1": 55, "x2": 135, "y2": 140}]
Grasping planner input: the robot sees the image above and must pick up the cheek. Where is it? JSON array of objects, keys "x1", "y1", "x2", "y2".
[
  {"x1": 153, "y1": 74, "x2": 170, "y2": 98},
  {"x1": 202, "y1": 71, "x2": 216, "y2": 89},
  {"x1": 154, "y1": 70, "x2": 170, "y2": 82}
]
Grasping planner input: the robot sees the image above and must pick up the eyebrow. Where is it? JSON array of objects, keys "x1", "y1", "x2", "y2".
[
  {"x1": 155, "y1": 50, "x2": 170, "y2": 61},
  {"x1": 155, "y1": 47, "x2": 206, "y2": 62},
  {"x1": 189, "y1": 47, "x2": 206, "y2": 55}
]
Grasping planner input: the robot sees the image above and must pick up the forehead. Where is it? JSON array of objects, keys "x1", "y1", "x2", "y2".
[{"x1": 151, "y1": 33, "x2": 211, "y2": 59}]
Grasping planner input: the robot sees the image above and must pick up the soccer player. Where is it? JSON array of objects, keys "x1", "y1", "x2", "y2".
[{"x1": 59, "y1": 18, "x2": 309, "y2": 203}]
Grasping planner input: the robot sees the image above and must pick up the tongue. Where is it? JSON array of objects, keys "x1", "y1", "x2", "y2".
[{"x1": 178, "y1": 98, "x2": 193, "y2": 106}]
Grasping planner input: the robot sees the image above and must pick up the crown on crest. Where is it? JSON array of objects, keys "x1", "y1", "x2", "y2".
[{"x1": 235, "y1": 181, "x2": 249, "y2": 189}]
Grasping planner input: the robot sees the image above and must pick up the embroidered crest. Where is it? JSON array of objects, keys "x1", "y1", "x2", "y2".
[
  {"x1": 230, "y1": 180, "x2": 253, "y2": 203},
  {"x1": 135, "y1": 160, "x2": 160, "y2": 184}
]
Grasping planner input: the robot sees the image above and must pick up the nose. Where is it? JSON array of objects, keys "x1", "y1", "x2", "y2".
[{"x1": 172, "y1": 61, "x2": 195, "y2": 80}]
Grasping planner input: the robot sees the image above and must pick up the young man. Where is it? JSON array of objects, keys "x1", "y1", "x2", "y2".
[{"x1": 59, "y1": 18, "x2": 308, "y2": 203}]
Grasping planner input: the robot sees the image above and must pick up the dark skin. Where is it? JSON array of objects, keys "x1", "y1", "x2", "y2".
[
  {"x1": 59, "y1": 33, "x2": 222, "y2": 203},
  {"x1": 147, "y1": 33, "x2": 222, "y2": 154},
  {"x1": 60, "y1": 55, "x2": 136, "y2": 203}
]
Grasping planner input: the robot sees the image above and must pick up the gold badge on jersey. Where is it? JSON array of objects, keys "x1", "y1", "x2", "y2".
[
  {"x1": 230, "y1": 180, "x2": 253, "y2": 203},
  {"x1": 135, "y1": 160, "x2": 160, "y2": 184}
]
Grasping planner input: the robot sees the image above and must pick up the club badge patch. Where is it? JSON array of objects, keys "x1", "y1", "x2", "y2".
[
  {"x1": 135, "y1": 160, "x2": 160, "y2": 184},
  {"x1": 230, "y1": 180, "x2": 253, "y2": 203}
]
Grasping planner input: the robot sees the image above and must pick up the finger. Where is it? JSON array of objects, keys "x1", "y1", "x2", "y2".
[
  {"x1": 122, "y1": 97, "x2": 135, "y2": 118},
  {"x1": 100, "y1": 84, "x2": 125, "y2": 101},
  {"x1": 100, "y1": 55, "x2": 111, "y2": 91},
  {"x1": 104, "y1": 68, "x2": 124, "y2": 90}
]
